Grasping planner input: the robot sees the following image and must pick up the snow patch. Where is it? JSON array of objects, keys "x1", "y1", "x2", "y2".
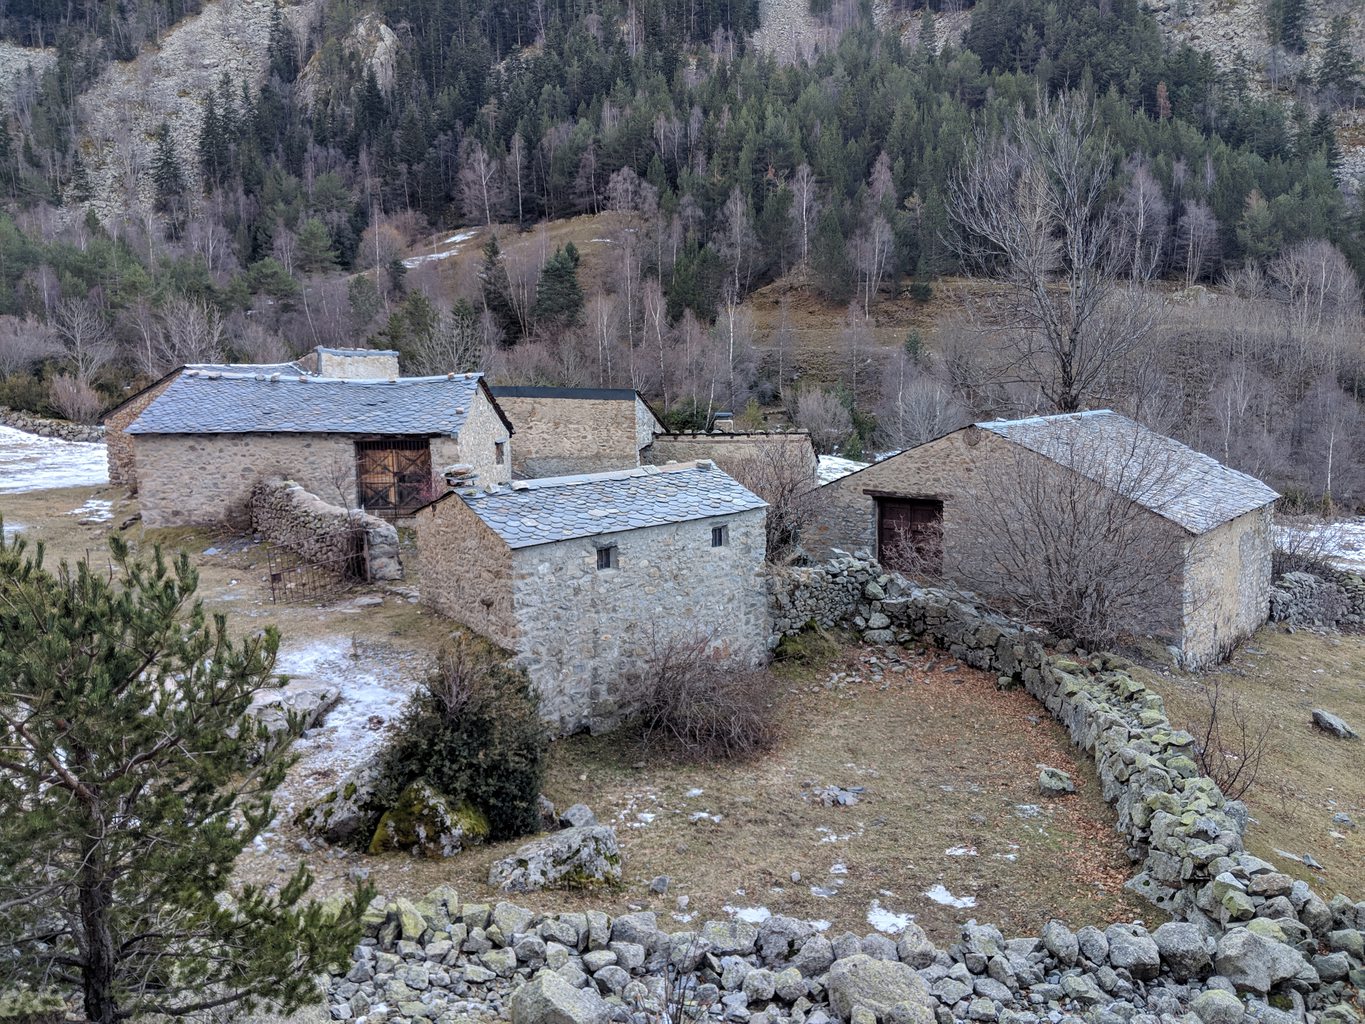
[
  {"x1": 817, "y1": 455, "x2": 870, "y2": 485},
  {"x1": 923, "y1": 884, "x2": 976, "y2": 909},
  {"x1": 723, "y1": 905, "x2": 772, "y2": 925},
  {"x1": 66, "y1": 498, "x2": 113, "y2": 522},
  {"x1": 0, "y1": 425, "x2": 108, "y2": 493},
  {"x1": 944, "y1": 845, "x2": 978, "y2": 857},
  {"x1": 1276, "y1": 519, "x2": 1365, "y2": 572},
  {"x1": 867, "y1": 900, "x2": 916, "y2": 934},
  {"x1": 401, "y1": 229, "x2": 479, "y2": 268}
]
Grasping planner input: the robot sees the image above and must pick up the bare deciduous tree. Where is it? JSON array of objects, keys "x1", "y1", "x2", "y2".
[
  {"x1": 0, "y1": 316, "x2": 59, "y2": 378},
  {"x1": 49, "y1": 373, "x2": 103, "y2": 423},
  {"x1": 728, "y1": 440, "x2": 818, "y2": 562},
  {"x1": 793, "y1": 386, "x2": 852, "y2": 454},
  {"x1": 790, "y1": 164, "x2": 818, "y2": 271},
  {"x1": 458, "y1": 138, "x2": 507, "y2": 226},
  {"x1": 877, "y1": 354, "x2": 967, "y2": 450},
  {"x1": 407, "y1": 305, "x2": 487, "y2": 376},
  {"x1": 948, "y1": 95, "x2": 1163, "y2": 412},
  {"x1": 53, "y1": 298, "x2": 114, "y2": 385},
  {"x1": 1191, "y1": 676, "x2": 1272, "y2": 800}
]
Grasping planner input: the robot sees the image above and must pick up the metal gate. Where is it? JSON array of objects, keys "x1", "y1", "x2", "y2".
[
  {"x1": 265, "y1": 535, "x2": 369, "y2": 603},
  {"x1": 355, "y1": 438, "x2": 434, "y2": 519}
]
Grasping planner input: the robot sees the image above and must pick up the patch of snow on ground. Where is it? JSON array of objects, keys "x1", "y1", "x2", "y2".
[
  {"x1": 0, "y1": 425, "x2": 108, "y2": 493},
  {"x1": 923, "y1": 884, "x2": 976, "y2": 909},
  {"x1": 66, "y1": 498, "x2": 113, "y2": 522},
  {"x1": 944, "y1": 845, "x2": 978, "y2": 857},
  {"x1": 684, "y1": 787, "x2": 704, "y2": 797},
  {"x1": 817, "y1": 455, "x2": 870, "y2": 484},
  {"x1": 401, "y1": 229, "x2": 479, "y2": 268},
  {"x1": 723, "y1": 905, "x2": 772, "y2": 925},
  {"x1": 2, "y1": 521, "x2": 23, "y2": 537},
  {"x1": 1276, "y1": 520, "x2": 1365, "y2": 572},
  {"x1": 867, "y1": 900, "x2": 916, "y2": 934}
]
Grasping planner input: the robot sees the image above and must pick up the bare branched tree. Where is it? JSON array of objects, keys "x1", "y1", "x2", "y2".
[
  {"x1": 0, "y1": 316, "x2": 59, "y2": 378},
  {"x1": 53, "y1": 297, "x2": 114, "y2": 385},
  {"x1": 728, "y1": 440, "x2": 818, "y2": 562},
  {"x1": 407, "y1": 304, "x2": 487, "y2": 376},
  {"x1": 877, "y1": 353, "x2": 967, "y2": 450},
  {"x1": 948, "y1": 95, "x2": 1163, "y2": 412},
  {"x1": 792, "y1": 386, "x2": 852, "y2": 454},
  {"x1": 49, "y1": 373, "x2": 103, "y2": 423},
  {"x1": 1191, "y1": 676, "x2": 1272, "y2": 800}
]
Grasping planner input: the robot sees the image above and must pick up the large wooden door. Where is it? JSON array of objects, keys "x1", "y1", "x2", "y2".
[
  {"x1": 877, "y1": 497, "x2": 943, "y2": 574},
  {"x1": 355, "y1": 439, "x2": 433, "y2": 517}
]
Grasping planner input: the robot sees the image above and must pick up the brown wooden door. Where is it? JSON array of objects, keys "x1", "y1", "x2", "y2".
[
  {"x1": 355, "y1": 439, "x2": 433, "y2": 516},
  {"x1": 877, "y1": 497, "x2": 943, "y2": 574}
]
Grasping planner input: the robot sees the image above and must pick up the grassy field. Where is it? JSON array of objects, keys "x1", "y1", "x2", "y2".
[{"x1": 1133, "y1": 627, "x2": 1365, "y2": 900}]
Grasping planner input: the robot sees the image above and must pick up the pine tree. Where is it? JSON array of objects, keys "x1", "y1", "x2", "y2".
[
  {"x1": 478, "y1": 236, "x2": 519, "y2": 340},
  {"x1": 266, "y1": 1, "x2": 300, "y2": 83},
  {"x1": 296, "y1": 217, "x2": 339, "y2": 273},
  {"x1": 1268, "y1": 0, "x2": 1307, "y2": 52},
  {"x1": 532, "y1": 242, "x2": 585, "y2": 330},
  {"x1": 151, "y1": 121, "x2": 188, "y2": 238},
  {"x1": 1318, "y1": 16, "x2": 1360, "y2": 96},
  {"x1": 0, "y1": 532, "x2": 367, "y2": 1024}
]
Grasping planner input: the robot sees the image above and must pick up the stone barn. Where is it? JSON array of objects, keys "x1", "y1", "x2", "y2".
[
  {"x1": 806, "y1": 411, "x2": 1279, "y2": 666},
  {"x1": 126, "y1": 370, "x2": 512, "y2": 527},
  {"x1": 415, "y1": 460, "x2": 770, "y2": 734},
  {"x1": 644, "y1": 426, "x2": 818, "y2": 484},
  {"x1": 102, "y1": 347, "x2": 402, "y2": 490},
  {"x1": 488, "y1": 385, "x2": 665, "y2": 477}
]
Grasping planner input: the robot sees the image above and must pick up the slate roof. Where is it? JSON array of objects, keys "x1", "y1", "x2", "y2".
[
  {"x1": 450, "y1": 461, "x2": 766, "y2": 549},
  {"x1": 186, "y1": 360, "x2": 308, "y2": 375},
  {"x1": 491, "y1": 385, "x2": 641, "y2": 401},
  {"x1": 977, "y1": 410, "x2": 1279, "y2": 534},
  {"x1": 126, "y1": 370, "x2": 490, "y2": 436}
]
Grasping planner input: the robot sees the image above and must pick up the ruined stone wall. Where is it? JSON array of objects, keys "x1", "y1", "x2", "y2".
[
  {"x1": 102, "y1": 376, "x2": 176, "y2": 488},
  {"x1": 645, "y1": 431, "x2": 817, "y2": 481},
  {"x1": 443, "y1": 392, "x2": 512, "y2": 487},
  {"x1": 135, "y1": 432, "x2": 359, "y2": 527},
  {"x1": 511, "y1": 508, "x2": 770, "y2": 736},
  {"x1": 250, "y1": 477, "x2": 401, "y2": 580},
  {"x1": 495, "y1": 395, "x2": 642, "y2": 477},
  {"x1": 415, "y1": 497, "x2": 517, "y2": 644},
  {"x1": 1182, "y1": 508, "x2": 1274, "y2": 666}
]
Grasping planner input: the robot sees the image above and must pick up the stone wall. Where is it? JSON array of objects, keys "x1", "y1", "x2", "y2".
[
  {"x1": 415, "y1": 495, "x2": 518, "y2": 643},
  {"x1": 1, "y1": 406, "x2": 106, "y2": 443},
  {"x1": 771, "y1": 555, "x2": 1362, "y2": 955},
  {"x1": 312, "y1": 349, "x2": 401, "y2": 379},
  {"x1": 1182, "y1": 508, "x2": 1275, "y2": 666},
  {"x1": 1270, "y1": 570, "x2": 1365, "y2": 627},
  {"x1": 101, "y1": 376, "x2": 176, "y2": 488},
  {"x1": 443, "y1": 392, "x2": 513, "y2": 488},
  {"x1": 645, "y1": 431, "x2": 817, "y2": 482},
  {"x1": 135, "y1": 432, "x2": 359, "y2": 527},
  {"x1": 250, "y1": 477, "x2": 401, "y2": 580},
  {"x1": 494, "y1": 395, "x2": 645, "y2": 478},
  {"x1": 510, "y1": 508, "x2": 771, "y2": 735}
]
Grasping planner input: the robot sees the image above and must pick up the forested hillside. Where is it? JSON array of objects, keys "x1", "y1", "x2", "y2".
[{"x1": 1, "y1": 0, "x2": 1363, "y2": 503}]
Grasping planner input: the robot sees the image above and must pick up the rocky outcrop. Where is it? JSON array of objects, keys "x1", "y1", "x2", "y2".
[
  {"x1": 368, "y1": 781, "x2": 488, "y2": 858},
  {"x1": 295, "y1": 11, "x2": 399, "y2": 107},
  {"x1": 487, "y1": 826, "x2": 622, "y2": 893}
]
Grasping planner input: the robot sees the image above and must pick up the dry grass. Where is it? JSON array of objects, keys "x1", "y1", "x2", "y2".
[{"x1": 1132, "y1": 627, "x2": 1365, "y2": 901}]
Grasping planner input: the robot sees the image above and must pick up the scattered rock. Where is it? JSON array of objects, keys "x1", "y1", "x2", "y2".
[
  {"x1": 825, "y1": 954, "x2": 935, "y2": 1023},
  {"x1": 1311, "y1": 709, "x2": 1359, "y2": 740},
  {"x1": 509, "y1": 969, "x2": 610, "y2": 1024},
  {"x1": 1038, "y1": 766, "x2": 1075, "y2": 796},
  {"x1": 488, "y1": 826, "x2": 622, "y2": 892},
  {"x1": 559, "y1": 803, "x2": 598, "y2": 828}
]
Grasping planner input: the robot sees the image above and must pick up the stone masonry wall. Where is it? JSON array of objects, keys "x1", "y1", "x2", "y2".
[
  {"x1": 495, "y1": 395, "x2": 643, "y2": 478},
  {"x1": 645, "y1": 431, "x2": 817, "y2": 481},
  {"x1": 770, "y1": 556, "x2": 1364, "y2": 970},
  {"x1": 1270, "y1": 570, "x2": 1365, "y2": 627},
  {"x1": 314, "y1": 350, "x2": 401, "y2": 379},
  {"x1": 0, "y1": 406, "x2": 105, "y2": 443},
  {"x1": 415, "y1": 496, "x2": 518, "y2": 645},
  {"x1": 135, "y1": 432, "x2": 359, "y2": 527},
  {"x1": 512, "y1": 507, "x2": 770, "y2": 736},
  {"x1": 444, "y1": 392, "x2": 513, "y2": 488},
  {"x1": 1182, "y1": 509, "x2": 1275, "y2": 667},
  {"x1": 250, "y1": 477, "x2": 401, "y2": 580},
  {"x1": 101, "y1": 376, "x2": 176, "y2": 488}
]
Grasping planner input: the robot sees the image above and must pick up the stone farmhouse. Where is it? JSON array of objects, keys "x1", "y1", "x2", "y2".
[
  {"x1": 806, "y1": 410, "x2": 1280, "y2": 665},
  {"x1": 488, "y1": 385, "x2": 665, "y2": 477},
  {"x1": 415, "y1": 460, "x2": 769, "y2": 734},
  {"x1": 125, "y1": 369, "x2": 512, "y2": 527},
  {"x1": 103, "y1": 347, "x2": 402, "y2": 489}
]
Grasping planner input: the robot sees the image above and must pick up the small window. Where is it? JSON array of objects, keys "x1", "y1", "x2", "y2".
[
  {"x1": 596, "y1": 545, "x2": 618, "y2": 570},
  {"x1": 711, "y1": 525, "x2": 729, "y2": 548},
  {"x1": 494, "y1": 440, "x2": 507, "y2": 464}
]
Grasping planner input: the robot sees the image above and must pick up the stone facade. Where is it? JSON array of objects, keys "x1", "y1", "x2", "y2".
[
  {"x1": 298, "y1": 347, "x2": 401, "y2": 379},
  {"x1": 102, "y1": 373, "x2": 178, "y2": 488},
  {"x1": 250, "y1": 477, "x2": 401, "y2": 580},
  {"x1": 644, "y1": 430, "x2": 817, "y2": 481},
  {"x1": 441, "y1": 393, "x2": 512, "y2": 487},
  {"x1": 491, "y1": 389, "x2": 662, "y2": 478},
  {"x1": 805, "y1": 427, "x2": 1274, "y2": 667},
  {"x1": 416, "y1": 500, "x2": 769, "y2": 735}
]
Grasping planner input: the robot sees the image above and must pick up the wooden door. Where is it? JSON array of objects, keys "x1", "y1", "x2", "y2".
[
  {"x1": 355, "y1": 439, "x2": 433, "y2": 517},
  {"x1": 877, "y1": 497, "x2": 943, "y2": 574}
]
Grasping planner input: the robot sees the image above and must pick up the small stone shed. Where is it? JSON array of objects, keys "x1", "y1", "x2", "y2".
[
  {"x1": 488, "y1": 385, "x2": 665, "y2": 477},
  {"x1": 127, "y1": 370, "x2": 512, "y2": 527},
  {"x1": 102, "y1": 347, "x2": 402, "y2": 490},
  {"x1": 806, "y1": 411, "x2": 1280, "y2": 665},
  {"x1": 415, "y1": 460, "x2": 770, "y2": 734}
]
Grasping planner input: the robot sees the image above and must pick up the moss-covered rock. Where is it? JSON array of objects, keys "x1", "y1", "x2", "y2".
[{"x1": 368, "y1": 780, "x2": 481, "y2": 858}]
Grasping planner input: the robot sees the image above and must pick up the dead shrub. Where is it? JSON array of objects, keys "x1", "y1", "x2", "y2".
[
  {"x1": 48, "y1": 373, "x2": 102, "y2": 423},
  {"x1": 1190, "y1": 675, "x2": 1272, "y2": 801},
  {"x1": 625, "y1": 631, "x2": 778, "y2": 760}
]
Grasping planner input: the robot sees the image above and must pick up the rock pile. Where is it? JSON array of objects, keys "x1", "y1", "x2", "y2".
[
  {"x1": 250, "y1": 477, "x2": 402, "y2": 581},
  {"x1": 0, "y1": 406, "x2": 105, "y2": 442},
  {"x1": 326, "y1": 892, "x2": 1364, "y2": 1024}
]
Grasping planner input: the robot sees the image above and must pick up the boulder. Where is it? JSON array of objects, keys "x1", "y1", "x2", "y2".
[
  {"x1": 1103, "y1": 924, "x2": 1160, "y2": 980},
  {"x1": 1153, "y1": 921, "x2": 1211, "y2": 981},
  {"x1": 1038, "y1": 766, "x2": 1075, "y2": 796},
  {"x1": 559, "y1": 804, "x2": 598, "y2": 828},
  {"x1": 488, "y1": 826, "x2": 622, "y2": 893},
  {"x1": 510, "y1": 969, "x2": 611, "y2": 1024},
  {"x1": 367, "y1": 781, "x2": 487, "y2": 858},
  {"x1": 1041, "y1": 920, "x2": 1079, "y2": 965},
  {"x1": 296, "y1": 764, "x2": 382, "y2": 845},
  {"x1": 1190, "y1": 988, "x2": 1245, "y2": 1024},
  {"x1": 826, "y1": 954, "x2": 936, "y2": 1023},
  {"x1": 1214, "y1": 928, "x2": 1314, "y2": 994},
  {"x1": 1311, "y1": 709, "x2": 1359, "y2": 740}
]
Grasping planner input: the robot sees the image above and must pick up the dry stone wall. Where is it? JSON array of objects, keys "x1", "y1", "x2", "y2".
[
  {"x1": 1269, "y1": 571, "x2": 1365, "y2": 629},
  {"x1": 250, "y1": 477, "x2": 401, "y2": 580},
  {"x1": 0, "y1": 407, "x2": 104, "y2": 443}
]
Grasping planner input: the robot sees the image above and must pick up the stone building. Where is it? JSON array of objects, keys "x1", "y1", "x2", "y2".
[
  {"x1": 102, "y1": 347, "x2": 401, "y2": 489},
  {"x1": 415, "y1": 460, "x2": 770, "y2": 734},
  {"x1": 644, "y1": 427, "x2": 818, "y2": 484},
  {"x1": 806, "y1": 411, "x2": 1279, "y2": 666},
  {"x1": 488, "y1": 385, "x2": 665, "y2": 477},
  {"x1": 126, "y1": 370, "x2": 512, "y2": 527}
]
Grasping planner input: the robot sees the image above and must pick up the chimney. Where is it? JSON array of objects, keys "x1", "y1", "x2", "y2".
[{"x1": 712, "y1": 411, "x2": 734, "y2": 433}]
